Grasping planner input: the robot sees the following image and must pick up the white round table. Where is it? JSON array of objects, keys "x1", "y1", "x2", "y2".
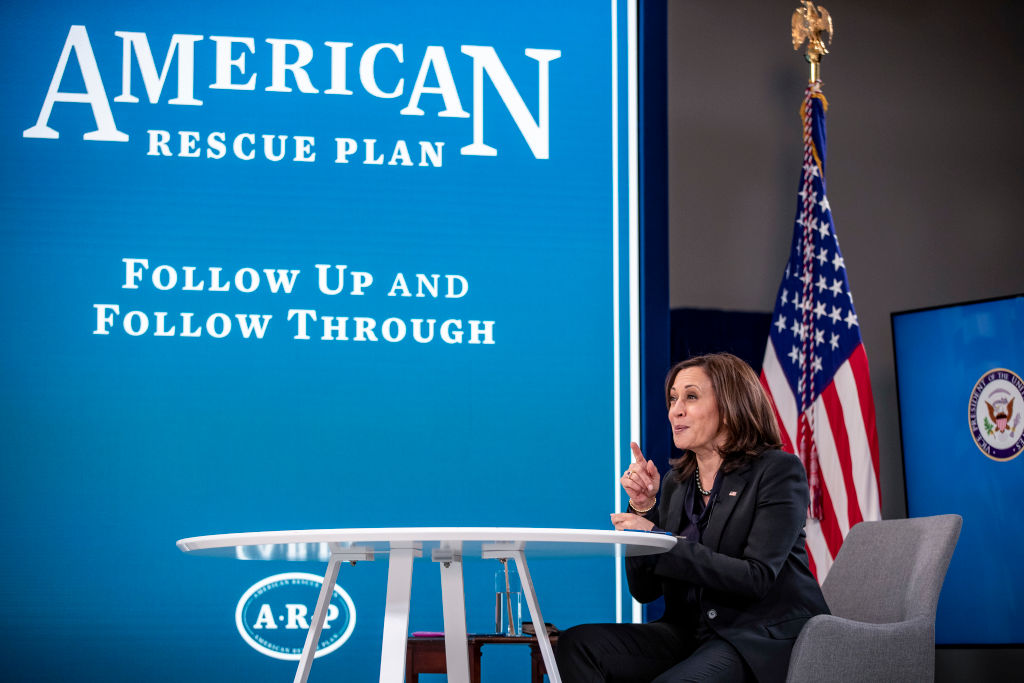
[{"x1": 177, "y1": 527, "x2": 676, "y2": 683}]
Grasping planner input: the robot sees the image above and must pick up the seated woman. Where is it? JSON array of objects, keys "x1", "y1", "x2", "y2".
[{"x1": 556, "y1": 352, "x2": 829, "y2": 683}]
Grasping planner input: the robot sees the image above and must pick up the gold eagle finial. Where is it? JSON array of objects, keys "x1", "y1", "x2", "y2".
[{"x1": 792, "y1": 1, "x2": 833, "y2": 81}]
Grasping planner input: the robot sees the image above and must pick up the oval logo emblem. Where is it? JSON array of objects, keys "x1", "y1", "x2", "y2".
[
  {"x1": 968, "y1": 368, "x2": 1024, "y2": 462},
  {"x1": 235, "y1": 572, "x2": 356, "y2": 660}
]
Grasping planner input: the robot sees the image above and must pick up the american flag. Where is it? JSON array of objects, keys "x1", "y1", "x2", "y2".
[{"x1": 759, "y1": 82, "x2": 881, "y2": 582}]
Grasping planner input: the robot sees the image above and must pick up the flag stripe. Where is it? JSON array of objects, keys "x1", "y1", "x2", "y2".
[
  {"x1": 833, "y1": 353, "x2": 882, "y2": 521},
  {"x1": 804, "y1": 518, "x2": 832, "y2": 579},
  {"x1": 809, "y1": 402, "x2": 851, "y2": 537},
  {"x1": 847, "y1": 344, "x2": 882, "y2": 486},
  {"x1": 821, "y1": 381, "x2": 864, "y2": 529},
  {"x1": 817, "y1": 469, "x2": 846, "y2": 560},
  {"x1": 764, "y1": 384, "x2": 794, "y2": 454},
  {"x1": 762, "y1": 339, "x2": 798, "y2": 449}
]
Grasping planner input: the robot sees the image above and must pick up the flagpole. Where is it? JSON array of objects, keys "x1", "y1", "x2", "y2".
[
  {"x1": 809, "y1": 58, "x2": 820, "y2": 85},
  {"x1": 791, "y1": 1, "x2": 833, "y2": 82}
]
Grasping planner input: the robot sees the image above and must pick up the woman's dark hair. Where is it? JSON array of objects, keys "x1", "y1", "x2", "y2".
[{"x1": 665, "y1": 352, "x2": 782, "y2": 480}]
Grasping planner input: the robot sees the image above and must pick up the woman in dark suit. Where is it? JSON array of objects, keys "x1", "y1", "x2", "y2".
[{"x1": 556, "y1": 353, "x2": 829, "y2": 683}]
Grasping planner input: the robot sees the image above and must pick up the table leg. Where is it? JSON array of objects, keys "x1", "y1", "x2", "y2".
[
  {"x1": 511, "y1": 551, "x2": 561, "y2": 683},
  {"x1": 437, "y1": 556, "x2": 471, "y2": 683},
  {"x1": 293, "y1": 555, "x2": 343, "y2": 683},
  {"x1": 380, "y1": 546, "x2": 417, "y2": 683},
  {"x1": 470, "y1": 640, "x2": 483, "y2": 683},
  {"x1": 529, "y1": 643, "x2": 542, "y2": 683}
]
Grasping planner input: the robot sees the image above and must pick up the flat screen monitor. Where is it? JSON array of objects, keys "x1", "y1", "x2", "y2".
[{"x1": 892, "y1": 294, "x2": 1024, "y2": 645}]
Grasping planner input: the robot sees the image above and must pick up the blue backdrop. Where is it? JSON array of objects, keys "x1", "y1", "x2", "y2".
[
  {"x1": 893, "y1": 295, "x2": 1024, "y2": 645},
  {"x1": 0, "y1": 1, "x2": 647, "y2": 679}
]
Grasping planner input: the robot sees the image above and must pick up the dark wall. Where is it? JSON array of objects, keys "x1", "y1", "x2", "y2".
[
  {"x1": 666, "y1": 0, "x2": 1024, "y2": 517},
  {"x1": 665, "y1": 0, "x2": 1023, "y2": 676}
]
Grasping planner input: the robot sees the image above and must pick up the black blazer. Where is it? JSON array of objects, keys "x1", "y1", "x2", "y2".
[{"x1": 626, "y1": 449, "x2": 829, "y2": 683}]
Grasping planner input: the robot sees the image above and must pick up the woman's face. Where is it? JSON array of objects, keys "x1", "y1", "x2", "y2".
[{"x1": 668, "y1": 367, "x2": 725, "y2": 457}]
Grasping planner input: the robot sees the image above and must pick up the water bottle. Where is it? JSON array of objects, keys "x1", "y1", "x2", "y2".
[{"x1": 494, "y1": 559, "x2": 523, "y2": 636}]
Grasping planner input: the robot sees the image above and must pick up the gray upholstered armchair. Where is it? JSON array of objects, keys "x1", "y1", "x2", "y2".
[{"x1": 786, "y1": 514, "x2": 962, "y2": 683}]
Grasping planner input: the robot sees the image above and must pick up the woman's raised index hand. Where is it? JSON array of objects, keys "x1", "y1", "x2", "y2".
[{"x1": 623, "y1": 441, "x2": 659, "y2": 496}]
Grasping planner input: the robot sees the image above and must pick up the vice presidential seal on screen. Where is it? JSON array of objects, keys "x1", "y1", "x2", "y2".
[{"x1": 969, "y1": 368, "x2": 1024, "y2": 461}]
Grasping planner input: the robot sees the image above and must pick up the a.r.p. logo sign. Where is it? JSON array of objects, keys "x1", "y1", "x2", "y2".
[{"x1": 235, "y1": 573, "x2": 356, "y2": 660}]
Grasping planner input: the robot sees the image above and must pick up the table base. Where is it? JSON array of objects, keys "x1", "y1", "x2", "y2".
[{"x1": 405, "y1": 634, "x2": 560, "y2": 683}]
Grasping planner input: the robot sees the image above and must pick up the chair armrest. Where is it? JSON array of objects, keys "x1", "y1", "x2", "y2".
[{"x1": 786, "y1": 614, "x2": 934, "y2": 683}]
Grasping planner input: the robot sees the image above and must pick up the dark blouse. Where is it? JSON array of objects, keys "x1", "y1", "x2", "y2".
[
  {"x1": 679, "y1": 469, "x2": 723, "y2": 544},
  {"x1": 637, "y1": 470, "x2": 723, "y2": 635},
  {"x1": 681, "y1": 471, "x2": 723, "y2": 640}
]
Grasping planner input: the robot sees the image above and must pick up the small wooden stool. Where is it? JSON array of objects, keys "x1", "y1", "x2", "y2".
[{"x1": 405, "y1": 634, "x2": 558, "y2": 683}]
